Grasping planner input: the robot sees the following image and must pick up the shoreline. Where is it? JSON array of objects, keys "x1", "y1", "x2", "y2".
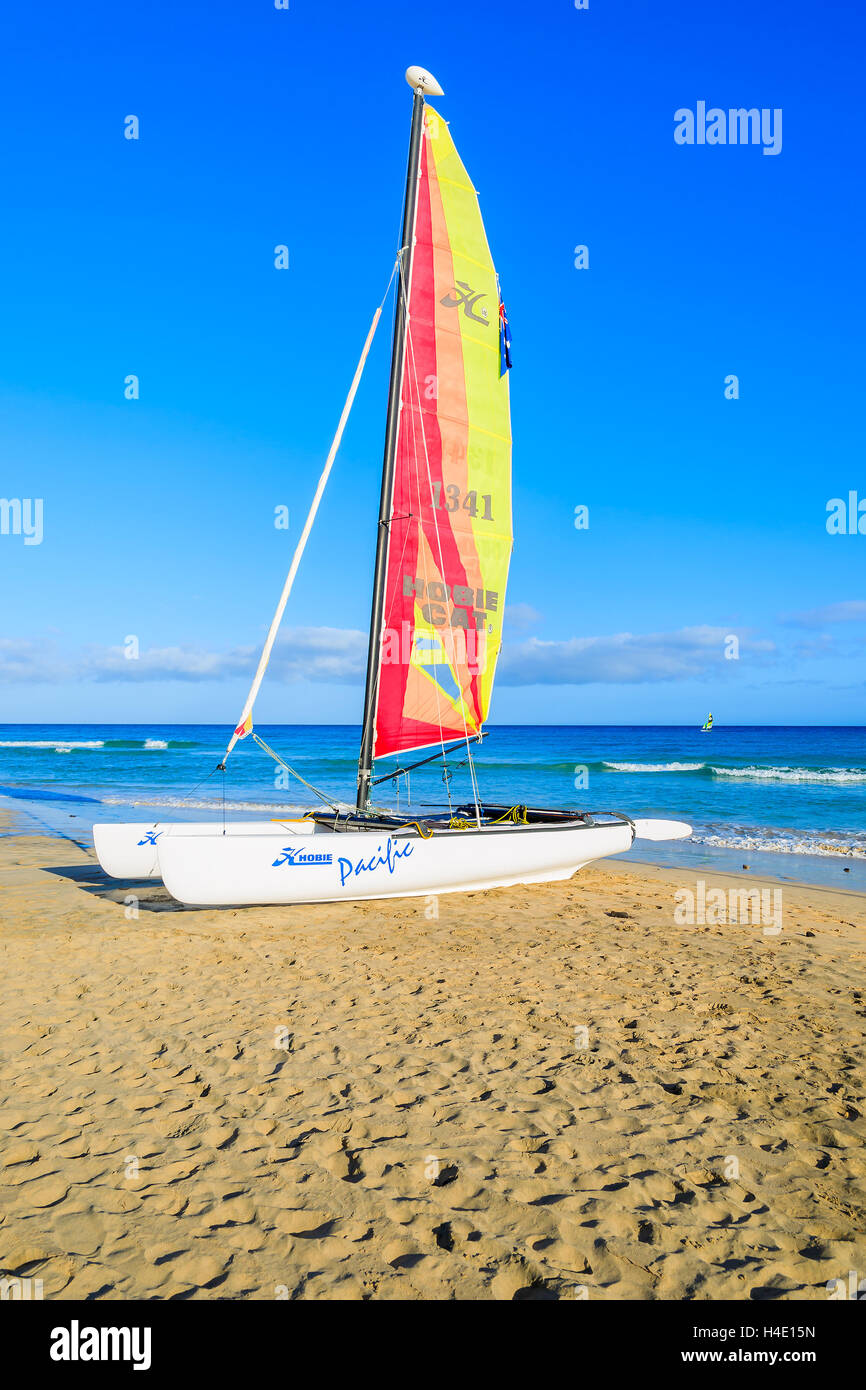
[
  {"x1": 2, "y1": 789, "x2": 865, "y2": 897},
  {"x1": 618, "y1": 855, "x2": 866, "y2": 904}
]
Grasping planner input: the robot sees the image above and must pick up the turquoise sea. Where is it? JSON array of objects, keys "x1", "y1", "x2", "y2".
[{"x1": 1, "y1": 723, "x2": 865, "y2": 891}]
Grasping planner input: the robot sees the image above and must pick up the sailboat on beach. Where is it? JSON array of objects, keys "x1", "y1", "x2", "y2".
[{"x1": 93, "y1": 66, "x2": 690, "y2": 906}]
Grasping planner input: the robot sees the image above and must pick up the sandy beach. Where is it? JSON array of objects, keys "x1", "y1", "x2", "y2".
[{"x1": 1, "y1": 826, "x2": 864, "y2": 1301}]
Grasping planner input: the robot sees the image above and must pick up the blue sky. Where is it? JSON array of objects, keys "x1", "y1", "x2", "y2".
[{"x1": 1, "y1": 0, "x2": 864, "y2": 726}]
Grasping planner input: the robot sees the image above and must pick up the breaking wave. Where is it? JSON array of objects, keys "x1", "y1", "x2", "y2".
[
  {"x1": 0, "y1": 738, "x2": 201, "y2": 752},
  {"x1": 0, "y1": 739, "x2": 105, "y2": 750},
  {"x1": 601, "y1": 761, "x2": 866, "y2": 784},
  {"x1": 691, "y1": 826, "x2": 866, "y2": 859},
  {"x1": 710, "y1": 765, "x2": 866, "y2": 784},
  {"x1": 99, "y1": 794, "x2": 350, "y2": 814},
  {"x1": 603, "y1": 761, "x2": 706, "y2": 773}
]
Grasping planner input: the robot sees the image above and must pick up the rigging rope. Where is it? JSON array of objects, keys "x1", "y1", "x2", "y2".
[
  {"x1": 251, "y1": 733, "x2": 343, "y2": 812},
  {"x1": 143, "y1": 760, "x2": 224, "y2": 818}
]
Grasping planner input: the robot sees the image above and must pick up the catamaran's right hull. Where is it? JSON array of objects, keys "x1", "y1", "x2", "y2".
[{"x1": 156, "y1": 820, "x2": 635, "y2": 907}]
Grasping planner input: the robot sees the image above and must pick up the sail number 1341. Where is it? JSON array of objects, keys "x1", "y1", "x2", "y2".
[{"x1": 431, "y1": 483, "x2": 495, "y2": 520}]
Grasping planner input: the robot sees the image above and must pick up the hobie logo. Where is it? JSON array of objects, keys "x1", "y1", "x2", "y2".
[
  {"x1": 272, "y1": 846, "x2": 333, "y2": 867},
  {"x1": 137, "y1": 831, "x2": 162, "y2": 846},
  {"x1": 674, "y1": 102, "x2": 782, "y2": 156},
  {"x1": 440, "y1": 282, "x2": 489, "y2": 324},
  {"x1": 49, "y1": 1320, "x2": 152, "y2": 1371}
]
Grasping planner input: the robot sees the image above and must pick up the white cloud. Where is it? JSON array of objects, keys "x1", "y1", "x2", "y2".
[
  {"x1": 0, "y1": 624, "x2": 777, "y2": 690},
  {"x1": 498, "y1": 626, "x2": 775, "y2": 686},
  {"x1": 0, "y1": 628, "x2": 367, "y2": 685},
  {"x1": 0, "y1": 639, "x2": 75, "y2": 683},
  {"x1": 504, "y1": 602, "x2": 543, "y2": 631},
  {"x1": 266, "y1": 628, "x2": 367, "y2": 682},
  {"x1": 781, "y1": 600, "x2": 866, "y2": 628},
  {"x1": 83, "y1": 645, "x2": 252, "y2": 682}
]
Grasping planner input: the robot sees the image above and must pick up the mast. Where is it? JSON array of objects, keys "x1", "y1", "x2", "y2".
[{"x1": 356, "y1": 67, "x2": 444, "y2": 811}]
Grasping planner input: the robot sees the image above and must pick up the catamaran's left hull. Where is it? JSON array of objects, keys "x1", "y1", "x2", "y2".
[
  {"x1": 156, "y1": 820, "x2": 635, "y2": 907},
  {"x1": 93, "y1": 820, "x2": 315, "y2": 880}
]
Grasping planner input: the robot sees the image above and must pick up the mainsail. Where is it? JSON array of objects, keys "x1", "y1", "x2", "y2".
[{"x1": 372, "y1": 106, "x2": 513, "y2": 760}]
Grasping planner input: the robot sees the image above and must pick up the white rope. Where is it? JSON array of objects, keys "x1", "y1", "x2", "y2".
[
  {"x1": 251, "y1": 733, "x2": 343, "y2": 811},
  {"x1": 223, "y1": 262, "x2": 399, "y2": 762}
]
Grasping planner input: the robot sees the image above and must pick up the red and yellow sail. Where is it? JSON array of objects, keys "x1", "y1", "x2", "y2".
[{"x1": 373, "y1": 105, "x2": 512, "y2": 759}]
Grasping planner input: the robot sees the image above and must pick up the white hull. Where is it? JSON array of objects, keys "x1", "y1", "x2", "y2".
[
  {"x1": 92, "y1": 818, "x2": 315, "y2": 880},
  {"x1": 156, "y1": 819, "x2": 636, "y2": 907}
]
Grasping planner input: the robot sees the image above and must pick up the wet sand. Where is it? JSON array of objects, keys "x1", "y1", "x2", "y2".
[{"x1": 1, "y1": 830, "x2": 864, "y2": 1301}]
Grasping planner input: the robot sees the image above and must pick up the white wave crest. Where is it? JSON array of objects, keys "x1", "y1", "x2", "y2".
[
  {"x1": 100, "y1": 795, "x2": 315, "y2": 814},
  {"x1": 603, "y1": 761, "x2": 705, "y2": 773},
  {"x1": 694, "y1": 831, "x2": 866, "y2": 859},
  {"x1": 143, "y1": 739, "x2": 168, "y2": 749},
  {"x1": 711, "y1": 765, "x2": 866, "y2": 784},
  {"x1": 0, "y1": 739, "x2": 105, "y2": 749}
]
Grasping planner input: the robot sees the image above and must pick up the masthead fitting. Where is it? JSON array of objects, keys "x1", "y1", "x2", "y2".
[{"x1": 405, "y1": 66, "x2": 444, "y2": 97}]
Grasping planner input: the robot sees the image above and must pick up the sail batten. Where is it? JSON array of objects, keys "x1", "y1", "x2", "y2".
[{"x1": 372, "y1": 104, "x2": 513, "y2": 763}]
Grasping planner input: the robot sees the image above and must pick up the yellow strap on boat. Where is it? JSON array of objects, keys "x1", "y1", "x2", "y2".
[
  {"x1": 393, "y1": 820, "x2": 434, "y2": 839},
  {"x1": 489, "y1": 805, "x2": 529, "y2": 825}
]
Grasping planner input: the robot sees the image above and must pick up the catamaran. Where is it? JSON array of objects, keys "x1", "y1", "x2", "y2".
[
  {"x1": 701, "y1": 713, "x2": 714, "y2": 732},
  {"x1": 93, "y1": 66, "x2": 691, "y2": 906}
]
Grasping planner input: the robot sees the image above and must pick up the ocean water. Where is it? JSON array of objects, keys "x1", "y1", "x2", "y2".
[{"x1": 1, "y1": 724, "x2": 865, "y2": 891}]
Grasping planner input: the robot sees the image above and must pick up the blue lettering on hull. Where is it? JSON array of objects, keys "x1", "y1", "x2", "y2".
[
  {"x1": 273, "y1": 846, "x2": 334, "y2": 867},
  {"x1": 337, "y1": 838, "x2": 414, "y2": 888}
]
